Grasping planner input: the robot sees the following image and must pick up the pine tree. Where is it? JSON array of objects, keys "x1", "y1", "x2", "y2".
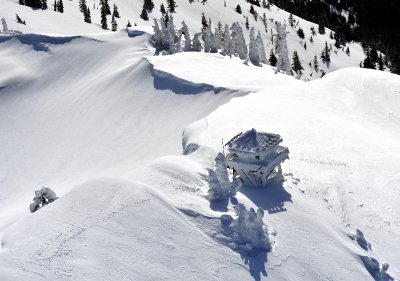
[
  {"x1": 288, "y1": 13, "x2": 295, "y2": 28},
  {"x1": 140, "y1": 8, "x2": 149, "y2": 21},
  {"x1": 310, "y1": 36, "x2": 314, "y2": 43},
  {"x1": 363, "y1": 49, "x2": 375, "y2": 69},
  {"x1": 318, "y1": 23, "x2": 325, "y2": 34},
  {"x1": 100, "y1": 0, "x2": 108, "y2": 29},
  {"x1": 292, "y1": 51, "x2": 304, "y2": 76},
  {"x1": 143, "y1": 0, "x2": 154, "y2": 12},
  {"x1": 313, "y1": 55, "x2": 319, "y2": 71},
  {"x1": 250, "y1": 5, "x2": 255, "y2": 15},
  {"x1": 53, "y1": 0, "x2": 56, "y2": 11},
  {"x1": 79, "y1": 0, "x2": 86, "y2": 13},
  {"x1": 346, "y1": 46, "x2": 350, "y2": 56},
  {"x1": 104, "y1": 0, "x2": 111, "y2": 15},
  {"x1": 378, "y1": 54, "x2": 384, "y2": 70},
  {"x1": 231, "y1": 22, "x2": 248, "y2": 60},
  {"x1": 245, "y1": 16, "x2": 249, "y2": 30},
  {"x1": 160, "y1": 3, "x2": 166, "y2": 14},
  {"x1": 297, "y1": 27, "x2": 304, "y2": 39},
  {"x1": 42, "y1": 0, "x2": 47, "y2": 10},
  {"x1": 320, "y1": 41, "x2": 331, "y2": 66},
  {"x1": 58, "y1": 0, "x2": 63, "y2": 13},
  {"x1": 269, "y1": 49, "x2": 277, "y2": 66},
  {"x1": 329, "y1": 31, "x2": 334, "y2": 39},
  {"x1": 112, "y1": 4, "x2": 120, "y2": 18},
  {"x1": 19, "y1": 0, "x2": 25, "y2": 5},
  {"x1": 84, "y1": 6, "x2": 91, "y2": 23},
  {"x1": 111, "y1": 15, "x2": 117, "y2": 31},
  {"x1": 201, "y1": 0, "x2": 207, "y2": 5},
  {"x1": 167, "y1": 0, "x2": 176, "y2": 12},
  {"x1": 310, "y1": 26, "x2": 316, "y2": 36},
  {"x1": 235, "y1": 4, "x2": 242, "y2": 14},
  {"x1": 127, "y1": 20, "x2": 132, "y2": 27},
  {"x1": 201, "y1": 12, "x2": 208, "y2": 30}
]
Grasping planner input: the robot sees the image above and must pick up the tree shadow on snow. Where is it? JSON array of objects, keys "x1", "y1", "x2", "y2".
[
  {"x1": 242, "y1": 252, "x2": 269, "y2": 281},
  {"x1": 239, "y1": 177, "x2": 292, "y2": 214}
]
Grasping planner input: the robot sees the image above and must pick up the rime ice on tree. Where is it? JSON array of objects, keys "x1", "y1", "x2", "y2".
[{"x1": 225, "y1": 128, "x2": 289, "y2": 186}]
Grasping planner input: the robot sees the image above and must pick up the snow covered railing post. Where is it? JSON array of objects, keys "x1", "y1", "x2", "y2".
[{"x1": 224, "y1": 128, "x2": 289, "y2": 186}]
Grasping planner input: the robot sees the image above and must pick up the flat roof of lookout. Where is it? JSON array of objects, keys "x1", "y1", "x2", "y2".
[{"x1": 226, "y1": 128, "x2": 282, "y2": 154}]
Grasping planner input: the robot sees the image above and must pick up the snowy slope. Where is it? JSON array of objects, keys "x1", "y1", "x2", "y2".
[
  {"x1": 2, "y1": 0, "x2": 366, "y2": 80},
  {"x1": 1, "y1": 0, "x2": 400, "y2": 279}
]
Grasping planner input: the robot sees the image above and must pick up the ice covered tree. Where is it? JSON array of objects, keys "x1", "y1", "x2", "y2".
[
  {"x1": 180, "y1": 21, "x2": 191, "y2": 51},
  {"x1": 231, "y1": 22, "x2": 247, "y2": 60},
  {"x1": 192, "y1": 33, "x2": 202, "y2": 52},
  {"x1": 222, "y1": 24, "x2": 232, "y2": 57},
  {"x1": 29, "y1": 187, "x2": 58, "y2": 213},
  {"x1": 249, "y1": 28, "x2": 260, "y2": 65},
  {"x1": 209, "y1": 30, "x2": 218, "y2": 53},
  {"x1": 152, "y1": 19, "x2": 163, "y2": 50},
  {"x1": 214, "y1": 27, "x2": 222, "y2": 50},
  {"x1": 275, "y1": 23, "x2": 291, "y2": 74},
  {"x1": 201, "y1": 12, "x2": 208, "y2": 30},
  {"x1": 202, "y1": 27, "x2": 211, "y2": 53},
  {"x1": 292, "y1": 51, "x2": 304, "y2": 77},
  {"x1": 257, "y1": 31, "x2": 267, "y2": 64},
  {"x1": 208, "y1": 153, "x2": 240, "y2": 201},
  {"x1": 1, "y1": 18, "x2": 8, "y2": 34},
  {"x1": 166, "y1": 15, "x2": 177, "y2": 54},
  {"x1": 221, "y1": 203, "x2": 269, "y2": 254}
]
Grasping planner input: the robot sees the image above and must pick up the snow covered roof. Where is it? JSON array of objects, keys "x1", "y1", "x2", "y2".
[{"x1": 226, "y1": 128, "x2": 282, "y2": 154}]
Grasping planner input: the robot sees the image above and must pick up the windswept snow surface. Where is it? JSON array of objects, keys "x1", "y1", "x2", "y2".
[{"x1": 0, "y1": 10, "x2": 400, "y2": 281}]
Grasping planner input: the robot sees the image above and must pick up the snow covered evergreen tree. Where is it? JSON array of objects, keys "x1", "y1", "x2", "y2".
[
  {"x1": 321, "y1": 41, "x2": 331, "y2": 67},
  {"x1": 275, "y1": 23, "x2": 291, "y2": 74},
  {"x1": 100, "y1": 0, "x2": 108, "y2": 29},
  {"x1": 112, "y1": 4, "x2": 120, "y2": 18},
  {"x1": 167, "y1": 0, "x2": 176, "y2": 13},
  {"x1": 166, "y1": 15, "x2": 177, "y2": 54},
  {"x1": 257, "y1": 31, "x2": 267, "y2": 64},
  {"x1": 249, "y1": 28, "x2": 260, "y2": 65},
  {"x1": 292, "y1": 51, "x2": 304, "y2": 77},
  {"x1": 222, "y1": 24, "x2": 232, "y2": 57},
  {"x1": 180, "y1": 21, "x2": 191, "y2": 51},
  {"x1": 192, "y1": 33, "x2": 202, "y2": 52},
  {"x1": 231, "y1": 22, "x2": 247, "y2": 60},
  {"x1": 143, "y1": 0, "x2": 154, "y2": 12},
  {"x1": 111, "y1": 15, "x2": 117, "y2": 31},
  {"x1": 140, "y1": 8, "x2": 149, "y2": 21},
  {"x1": 1, "y1": 18, "x2": 9, "y2": 34},
  {"x1": 214, "y1": 27, "x2": 222, "y2": 50}
]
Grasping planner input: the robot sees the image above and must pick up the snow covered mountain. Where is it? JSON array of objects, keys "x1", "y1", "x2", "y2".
[{"x1": 1, "y1": 0, "x2": 400, "y2": 280}]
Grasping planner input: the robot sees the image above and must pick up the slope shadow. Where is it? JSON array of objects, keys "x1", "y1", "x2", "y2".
[
  {"x1": 239, "y1": 178, "x2": 292, "y2": 214},
  {"x1": 150, "y1": 65, "x2": 225, "y2": 95},
  {"x1": 360, "y1": 256, "x2": 395, "y2": 281},
  {"x1": 0, "y1": 34, "x2": 100, "y2": 52},
  {"x1": 126, "y1": 29, "x2": 146, "y2": 38}
]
